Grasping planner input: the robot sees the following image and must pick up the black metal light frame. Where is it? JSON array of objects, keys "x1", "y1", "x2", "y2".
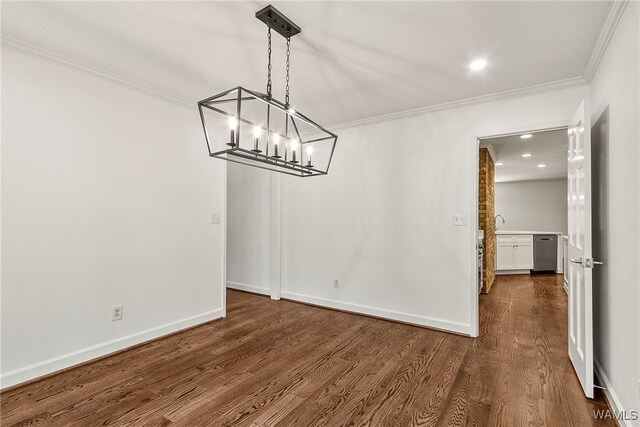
[
  {"x1": 198, "y1": 87, "x2": 337, "y2": 177},
  {"x1": 197, "y1": 5, "x2": 338, "y2": 177}
]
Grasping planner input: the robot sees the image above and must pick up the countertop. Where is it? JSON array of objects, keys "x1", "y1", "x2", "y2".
[{"x1": 495, "y1": 230, "x2": 563, "y2": 235}]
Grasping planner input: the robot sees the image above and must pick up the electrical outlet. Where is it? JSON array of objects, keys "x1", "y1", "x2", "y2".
[
  {"x1": 333, "y1": 279, "x2": 339, "y2": 288},
  {"x1": 211, "y1": 212, "x2": 221, "y2": 224},
  {"x1": 112, "y1": 305, "x2": 123, "y2": 321}
]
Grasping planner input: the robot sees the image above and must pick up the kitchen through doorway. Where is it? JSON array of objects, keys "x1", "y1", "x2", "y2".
[{"x1": 477, "y1": 128, "x2": 569, "y2": 296}]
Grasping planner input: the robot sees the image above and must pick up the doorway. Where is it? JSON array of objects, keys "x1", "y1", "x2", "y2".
[
  {"x1": 473, "y1": 128, "x2": 597, "y2": 401},
  {"x1": 471, "y1": 100, "x2": 598, "y2": 401},
  {"x1": 478, "y1": 128, "x2": 569, "y2": 293}
]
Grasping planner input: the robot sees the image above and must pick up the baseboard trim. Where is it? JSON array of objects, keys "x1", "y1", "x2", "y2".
[
  {"x1": 0, "y1": 307, "x2": 224, "y2": 390},
  {"x1": 594, "y1": 357, "x2": 634, "y2": 427},
  {"x1": 496, "y1": 270, "x2": 531, "y2": 275},
  {"x1": 226, "y1": 281, "x2": 270, "y2": 296},
  {"x1": 280, "y1": 291, "x2": 470, "y2": 336}
]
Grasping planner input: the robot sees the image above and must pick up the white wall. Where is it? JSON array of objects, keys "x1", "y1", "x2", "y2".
[
  {"x1": 228, "y1": 84, "x2": 587, "y2": 335},
  {"x1": 495, "y1": 179, "x2": 567, "y2": 234},
  {"x1": 589, "y1": 2, "x2": 640, "y2": 423},
  {"x1": 280, "y1": 88, "x2": 585, "y2": 335},
  {"x1": 226, "y1": 163, "x2": 271, "y2": 295},
  {"x1": 1, "y1": 49, "x2": 227, "y2": 388}
]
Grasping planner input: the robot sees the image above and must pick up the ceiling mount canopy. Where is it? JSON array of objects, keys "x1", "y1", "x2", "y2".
[{"x1": 198, "y1": 4, "x2": 337, "y2": 177}]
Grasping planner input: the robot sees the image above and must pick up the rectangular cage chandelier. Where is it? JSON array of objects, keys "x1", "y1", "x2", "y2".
[{"x1": 198, "y1": 5, "x2": 338, "y2": 177}]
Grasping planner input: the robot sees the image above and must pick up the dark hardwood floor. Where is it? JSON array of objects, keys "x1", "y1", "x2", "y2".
[{"x1": 1, "y1": 274, "x2": 613, "y2": 426}]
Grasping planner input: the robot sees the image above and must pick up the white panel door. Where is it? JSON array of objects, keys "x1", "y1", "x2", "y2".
[
  {"x1": 567, "y1": 99, "x2": 594, "y2": 398},
  {"x1": 496, "y1": 243, "x2": 515, "y2": 270},
  {"x1": 514, "y1": 243, "x2": 533, "y2": 269}
]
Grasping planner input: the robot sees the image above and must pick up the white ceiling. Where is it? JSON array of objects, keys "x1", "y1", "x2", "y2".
[
  {"x1": 482, "y1": 129, "x2": 568, "y2": 183},
  {"x1": 1, "y1": 1, "x2": 609, "y2": 125}
]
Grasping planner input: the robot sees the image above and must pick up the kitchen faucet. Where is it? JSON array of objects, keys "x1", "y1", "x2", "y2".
[{"x1": 495, "y1": 214, "x2": 505, "y2": 230}]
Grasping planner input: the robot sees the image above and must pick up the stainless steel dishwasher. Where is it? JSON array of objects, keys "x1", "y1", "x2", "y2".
[{"x1": 533, "y1": 234, "x2": 557, "y2": 272}]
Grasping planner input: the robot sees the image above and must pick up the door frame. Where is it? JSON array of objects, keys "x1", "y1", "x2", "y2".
[{"x1": 470, "y1": 120, "x2": 570, "y2": 337}]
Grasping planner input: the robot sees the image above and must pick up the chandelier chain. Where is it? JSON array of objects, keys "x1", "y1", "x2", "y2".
[
  {"x1": 266, "y1": 24, "x2": 272, "y2": 97},
  {"x1": 285, "y1": 36, "x2": 291, "y2": 105},
  {"x1": 199, "y1": 6, "x2": 337, "y2": 177}
]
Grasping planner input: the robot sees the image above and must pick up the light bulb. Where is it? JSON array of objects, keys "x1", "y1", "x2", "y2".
[
  {"x1": 289, "y1": 139, "x2": 299, "y2": 163},
  {"x1": 228, "y1": 116, "x2": 238, "y2": 130},
  {"x1": 250, "y1": 126, "x2": 263, "y2": 153},
  {"x1": 271, "y1": 133, "x2": 281, "y2": 158},
  {"x1": 226, "y1": 116, "x2": 238, "y2": 147},
  {"x1": 305, "y1": 145, "x2": 313, "y2": 168}
]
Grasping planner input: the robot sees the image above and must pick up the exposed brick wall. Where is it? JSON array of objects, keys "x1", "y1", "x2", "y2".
[{"x1": 479, "y1": 148, "x2": 495, "y2": 293}]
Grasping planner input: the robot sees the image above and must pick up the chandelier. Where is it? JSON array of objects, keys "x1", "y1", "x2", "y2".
[{"x1": 198, "y1": 5, "x2": 338, "y2": 177}]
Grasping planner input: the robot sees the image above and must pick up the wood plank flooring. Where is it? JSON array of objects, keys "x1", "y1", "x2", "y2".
[{"x1": 1, "y1": 274, "x2": 614, "y2": 426}]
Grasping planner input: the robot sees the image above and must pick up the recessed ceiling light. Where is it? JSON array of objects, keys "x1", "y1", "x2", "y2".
[
  {"x1": 495, "y1": 162, "x2": 503, "y2": 166},
  {"x1": 469, "y1": 59, "x2": 487, "y2": 71},
  {"x1": 537, "y1": 164, "x2": 546, "y2": 168},
  {"x1": 522, "y1": 153, "x2": 532, "y2": 158},
  {"x1": 520, "y1": 134, "x2": 533, "y2": 139}
]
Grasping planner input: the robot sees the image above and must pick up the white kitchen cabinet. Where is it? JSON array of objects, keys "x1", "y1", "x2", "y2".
[
  {"x1": 496, "y1": 234, "x2": 533, "y2": 270},
  {"x1": 514, "y1": 242, "x2": 533, "y2": 269},
  {"x1": 496, "y1": 242, "x2": 515, "y2": 270}
]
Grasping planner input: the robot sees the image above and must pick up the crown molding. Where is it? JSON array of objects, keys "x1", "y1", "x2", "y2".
[
  {"x1": 2, "y1": 35, "x2": 587, "y2": 130},
  {"x1": 327, "y1": 76, "x2": 587, "y2": 131},
  {"x1": 1, "y1": 36, "x2": 194, "y2": 109},
  {"x1": 583, "y1": 0, "x2": 629, "y2": 83}
]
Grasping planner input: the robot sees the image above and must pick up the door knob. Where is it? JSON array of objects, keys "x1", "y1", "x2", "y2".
[
  {"x1": 586, "y1": 258, "x2": 603, "y2": 268},
  {"x1": 570, "y1": 257, "x2": 604, "y2": 268}
]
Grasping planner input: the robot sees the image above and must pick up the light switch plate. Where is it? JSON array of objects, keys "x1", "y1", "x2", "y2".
[
  {"x1": 211, "y1": 212, "x2": 221, "y2": 224},
  {"x1": 453, "y1": 213, "x2": 466, "y2": 226}
]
